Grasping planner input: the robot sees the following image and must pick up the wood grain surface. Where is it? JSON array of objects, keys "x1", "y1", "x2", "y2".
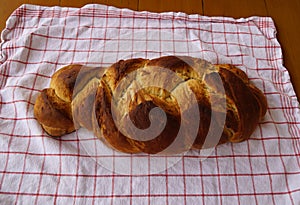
[{"x1": 1, "y1": 0, "x2": 299, "y2": 101}]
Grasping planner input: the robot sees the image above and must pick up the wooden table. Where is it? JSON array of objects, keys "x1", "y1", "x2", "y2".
[{"x1": 1, "y1": 0, "x2": 300, "y2": 102}]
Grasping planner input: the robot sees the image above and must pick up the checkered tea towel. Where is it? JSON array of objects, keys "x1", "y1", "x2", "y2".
[{"x1": 0, "y1": 4, "x2": 300, "y2": 205}]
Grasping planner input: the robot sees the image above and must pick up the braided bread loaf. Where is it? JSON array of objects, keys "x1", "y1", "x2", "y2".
[{"x1": 34, "y1": 56, "x2": 267, "y2": 154}]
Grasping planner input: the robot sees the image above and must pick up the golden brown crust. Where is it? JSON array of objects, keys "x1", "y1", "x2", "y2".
[
  {"x1": 71, "y1": 66, "x2": 104, "y2": 130},
  {"x1": 215, "y1": 64, "x2": 267, "y2": 142},
  {"x1": 34, "y1": 64, "x2": 83, "y2": 137},
  {"x1": 248, "y1": 83, "x2": 268, "y2": 119},
  {"x1": 50, "y1": 64, "x2": 83, "y2": 102},
  {"x1": 34, "y1": 88, "x2": 75, "y2": 136},
  {"x1": 95, "y1": 81, "x2": 140, "y2": 153},
  {"x1": 34, "y1": 56, "x2": 268, "y2": 154}
]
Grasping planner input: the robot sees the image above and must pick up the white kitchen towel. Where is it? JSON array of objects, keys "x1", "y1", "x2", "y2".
[{"x1": 0, "y1": 4, "x2": 300, "y2": 205}]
